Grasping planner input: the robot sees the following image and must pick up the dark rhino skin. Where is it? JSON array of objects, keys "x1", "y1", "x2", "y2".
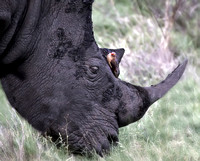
[{"x1": 0, "y1": 0, "x2": 187, "y2": 156}]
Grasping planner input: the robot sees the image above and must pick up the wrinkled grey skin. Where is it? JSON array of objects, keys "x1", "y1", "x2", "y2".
[{"x1": 0, "y1": 0, "x2": 187, "y2": 156}]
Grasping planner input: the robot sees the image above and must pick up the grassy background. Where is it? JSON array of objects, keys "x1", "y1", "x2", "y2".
[{"x1": 0, "y1": 0, "x2": 200, "y2": 160}]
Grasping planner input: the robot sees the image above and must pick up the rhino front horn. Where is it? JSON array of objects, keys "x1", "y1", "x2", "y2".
[
  {"x1": 145, "y1": 59, "x2": 188, "y2": 104},
  {"x1": 117, "y1": 59, "x2": 188, "y2": 127}
]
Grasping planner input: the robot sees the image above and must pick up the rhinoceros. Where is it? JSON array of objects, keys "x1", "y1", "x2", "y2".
[{"x1": 0, "y1": 0, "x2": 187, "y2": 156}]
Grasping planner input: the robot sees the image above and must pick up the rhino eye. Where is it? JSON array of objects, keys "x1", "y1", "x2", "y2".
[{"x1": 89, "y1": 66, "x2": 99, "y2": 74}]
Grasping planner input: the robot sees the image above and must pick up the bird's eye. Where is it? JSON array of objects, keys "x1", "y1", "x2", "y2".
[{"x1": 89, "y1": 66, "x2": 99, "y2": 74}]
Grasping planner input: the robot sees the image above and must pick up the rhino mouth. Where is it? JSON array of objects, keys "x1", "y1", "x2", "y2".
[
  {"x1": 47, "y1": 123, "x2": 119, "y2": 156},
  {"x1": 45, "y1": 103, "x2": 119, "y2": 156}
]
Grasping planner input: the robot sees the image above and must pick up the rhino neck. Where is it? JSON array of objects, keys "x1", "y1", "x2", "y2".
[{"x1": 0, "y1": 0, "x2": 43, "y2": 65}]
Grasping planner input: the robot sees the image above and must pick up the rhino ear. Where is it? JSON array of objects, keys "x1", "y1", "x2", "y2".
[
  {"x1": 113, "y1": 48, "x2": 125, "y2": 64},
  {"x1": 101, "y1": 48, "x2": 125, "y2": 64}
]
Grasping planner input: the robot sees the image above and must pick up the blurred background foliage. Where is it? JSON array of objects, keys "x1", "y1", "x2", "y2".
[
  {"x1": 0, "y1": 0, "x2": 200, "y2": 160},
  {"x1": 93, "y1": 0, "x2": 200, "y2": 85}
]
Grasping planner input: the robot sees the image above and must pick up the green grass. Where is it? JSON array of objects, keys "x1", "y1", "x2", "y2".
[{"x1": 0, "y1": 0, "x2": 200, "y2": 160}]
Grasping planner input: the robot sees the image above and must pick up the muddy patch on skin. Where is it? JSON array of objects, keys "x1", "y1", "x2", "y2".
[
  {"x1": 74, "y1": 63, "x2": 87, "y2": 80},
  {"x1": 102, "y1": 85, "x2": 123, "y2": 103},
  {"x1": 117, "y1": 101, "x2": 127, "y2": 115},
  {"x1": 65, "y1": 1, "x2": 77, "y2": 13},
  {"x1": 48, "y1": 28, "x2": 73, "y2": 59}
]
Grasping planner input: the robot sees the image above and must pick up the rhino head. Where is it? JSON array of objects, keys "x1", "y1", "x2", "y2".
[{"x1": 0, "y1": 0, "x2": 187, "y2": 156}]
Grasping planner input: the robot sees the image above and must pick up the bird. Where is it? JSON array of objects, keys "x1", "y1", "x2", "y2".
[{"x1": 106, "y1": 52, "x2": 120, "y2": 78}]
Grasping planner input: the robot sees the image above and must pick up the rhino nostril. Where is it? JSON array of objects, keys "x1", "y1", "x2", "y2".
[
  {"x1": 101, "y1": 140, "x2": 110, "y2": 155},
  {"x1": 93, "y1": 143, "x2": 103, "y2": 157},
  {"x1": 107, "y1": 134, "x2": 119, "y2": 145}
]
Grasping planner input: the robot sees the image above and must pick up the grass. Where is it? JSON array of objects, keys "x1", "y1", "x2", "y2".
[{"x1": 0, "y1": 0, "x2": 200, "y2": 160}]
